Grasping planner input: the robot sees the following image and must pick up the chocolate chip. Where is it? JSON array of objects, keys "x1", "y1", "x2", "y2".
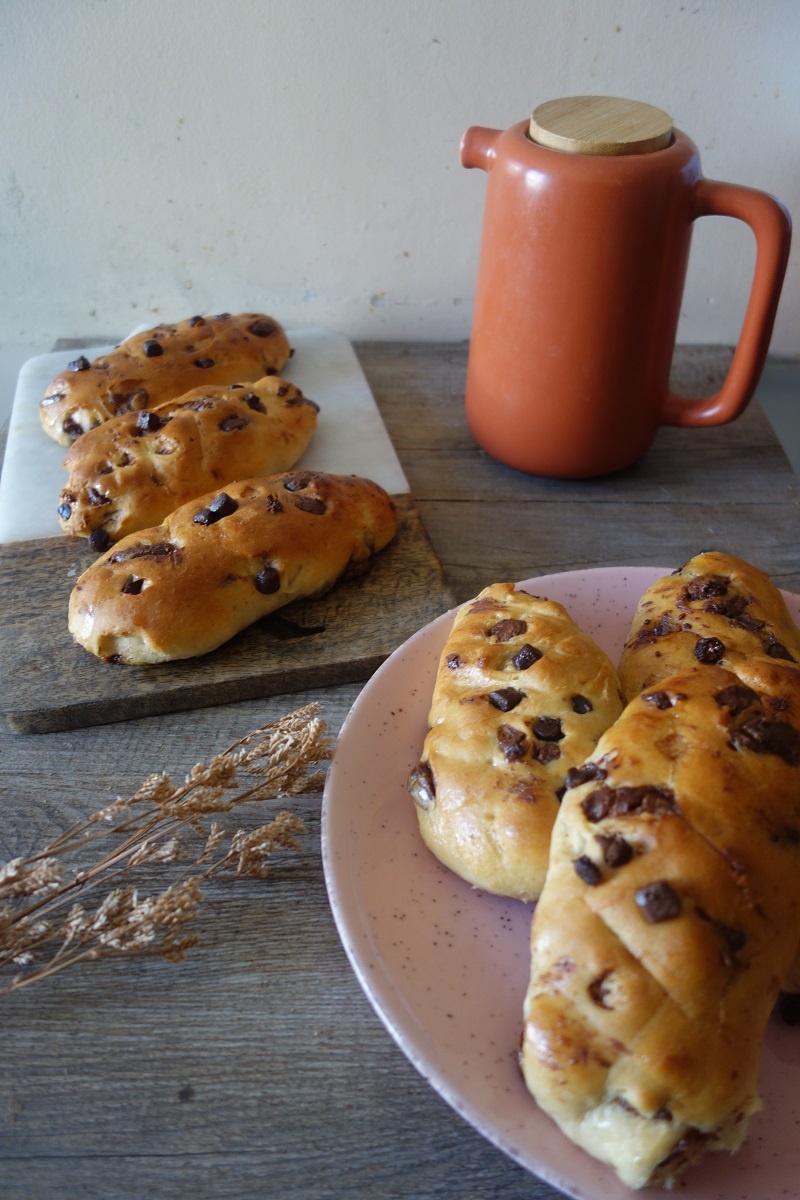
[
  {"x1": 247, "y1": 319, "x2": 278, "y2": 337},
  {"x1": 135, "y1": 410, "x2": 163, "y2": 434},
  {"x1": 694, "y1": 636, "x2": 725, "y2": 664},
  {"x1": 193, "y1": 492, "x2": 238, "y2": 525},
  {"x1": 194, "y1": 358, "x2": 215, "y2": 369},
  {"x1": 487, "y1": 618, "x2": 527, "y2": 642},
  {"x1": 229, "y1": 383, "x2": 244, "y2": 389},
  {"x1": 581, "y1": 786, "x2": 613, "y2": 822},
  {"x1": 110, "y1": 388, "x2": 149, "y2": 415},
  {"x1": 764, "y1": 633, "x2": 796, "y2": 661},
  {"x1": 533, "y1": 742, "x2": 561, "y2": 764},
  {"x1": 293, "y1": 494, "x2": 326, "y2": 515},
  {"x1": 57, "y1": 502, "x2": 72, "y2": 521},
  {"x1": 446, "y1": 653, "x2": 462, "y2": 669},
  {"x1": 573, "y1": 856, "x2": 602, "y2": 886},
  {"x1": 121, "y1": 575, "x2": 144, "y2": 595},
  {"x1": 777, "y1": 992, "x2": 800, "y2": 1027},
  {"x1": 629, "y1": 612, "x2": 681, "y2": 647},
  {"x1": 614, "y1": 784, "x2": 678, "y2": 816},
  {"x1": 408, "y1": 761, "x2": 435, "y2": 810},
  {"x1": 284, "y1": 473, "x2": 314, "y2": 491},
  {"x1": 596, "y1": 833, "x2": 633, "y2": 868},
  {"x1": 188, "y1": 315, "x2": 206, "y2": 327},
  {"x1": 264, "y1": 494, "x2": 284, "y2": 514},
  {"x1": 488, "y1": 687, "x2": 525, "y2": 712},
  {"x1": 218, "y1": 415, "x2": 249, "y2": 432},
  {"x1": 635, "y1": 880, "x2": 682, "y2": 923},
  {"x1": 565, "y1": 762, "x2": 607, "y2": 789},
  {"x1": 588, "y1": 970, "x2": 614, "y2": 1008},
  {"x1": 715, "y1": 684, "x2": 758, "y2": 715},
  {"x1": 62, "y1": 416, "x2": 84, "y2": 440},
  {"x1": 277, "y1": 385, "x2": 289, "y2": 396},
  {"x1": 681, "y1": 575, "x2": 729, "y2": 602},
  {"x1": 512, "y1": 643, "x2": 542, "y2": 670},
  {"x1": 214, "y1": 312, "x2": 231, "y2": 319},
  {"x1": 254, "y1": 566, "x2": 281, "y2": 594},
  {"x1": 497, "y1": 724, "x2": 528, "y2": 761},
  {"x1": 243, "y1": 391, "x2": 266, "y2": 413},
  {"x1": 88, "y1": 528, "x2": 111, "y2": 553},
  {"x1": 643, "y1": 690, "x2": 673, "y2": 709},
  {"x1": 67, "y1": 355, "x2": 91, "y2": 371},
  {"x1": 286, "y1": 395, "x2": 320, "y2": 411},
  {"x1": 731, "y1": 713, "x2": 800, "y2": 765},
  {"x1": 109, "y1": 541, "x2": 175, "y2": 563},
  {"x1": 695, "y1": 907, "x2": 747, "y2": 967},
  {"x1": 532, "y1": 716, "x2": 563, "y2": 741},
  {"x1": 702, "y1": 593, "x2": 763, "y2": 629},
  {"x1": 87, "y1": 487, "x2": 110, "y2": 506},
  {"x1": 142, "y1": 339, "x2": 163, "y2": 358},
  {"x1": 572, "y1": 694, "x2": 593, "y2": 714}
]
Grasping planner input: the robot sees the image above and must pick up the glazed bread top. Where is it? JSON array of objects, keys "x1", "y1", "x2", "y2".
[
  {"x1": 619, "y1": 551, "x2": 800, "y2": 702},
  {"x1": 408, "y1": 583, "x2": 624, "y2": 902},
  {"x1": 40, "y1": 312, "x2": 292, "y2": 445},
  {"x1": 57, "y1": 376, "x2": 319, "y2": 545},
  {"x1": 68, "y1": 470, "x2": 398, "y2": 665},
  {"x1": 521, "y1": 656, "x2": 800, "y2": 1189}
]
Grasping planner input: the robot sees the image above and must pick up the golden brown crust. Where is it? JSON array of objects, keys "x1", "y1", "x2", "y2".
[
  {"x1": 407, "y1": 583, "x2": 624, "y2": 902},
  {"x1": 40, "y1": 313, "x2": 291, "y2": 445},
  {"x1": 618, "y1": 551, "x2": 800, "y2": 703},
  {"x1": 68, "y1": 471, "x2": 397, "y2": 664},
  {"x1": 521, "y1": 658, "x2": 800, "y2": 1189},
  {"x1": 57, "y1": 376, "x2": 319, "y2": 545}
]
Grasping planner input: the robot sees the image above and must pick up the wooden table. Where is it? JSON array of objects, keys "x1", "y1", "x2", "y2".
[{"x1": 1, "y1": 341, "x2": 798, "y2": 1200}]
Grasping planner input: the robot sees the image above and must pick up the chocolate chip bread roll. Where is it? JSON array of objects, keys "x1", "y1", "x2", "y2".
[
  {"x1": 68, "y1": 471, "x2": 397, "y2": 664},
  {"x1": 619, "y1": 551, "x2": 800, "y2": 702},
  {"x1": 57, "y1": 377, "x2": 319, "y2": 547},
  {"x1": 407, "y1": 583, "x2": 624, "y2": 902},
  {"x1": 40, "y1": 312, "x2": 291, "y2": 445},
  {"x1": 521, "y1": 657, "x2": 800, "y2": 1190}
]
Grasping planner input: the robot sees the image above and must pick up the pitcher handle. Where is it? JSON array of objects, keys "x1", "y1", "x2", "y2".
[{"x1": 662, "y1": 179, "x2": 791, "y2": 427}]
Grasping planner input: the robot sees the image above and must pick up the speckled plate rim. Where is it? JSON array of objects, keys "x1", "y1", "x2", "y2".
[{"x1": 321, "y1": 567, "x2": 800, "y2": 1200}]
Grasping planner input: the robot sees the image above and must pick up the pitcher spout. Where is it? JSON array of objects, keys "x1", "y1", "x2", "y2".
[{"x1": 460, "y1": 126, "x2": 501, "y2": 171}]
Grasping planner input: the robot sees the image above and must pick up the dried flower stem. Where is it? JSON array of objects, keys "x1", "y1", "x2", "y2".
[{"x1": 0, "y1": 703, "x2": 330, "y2": 996}]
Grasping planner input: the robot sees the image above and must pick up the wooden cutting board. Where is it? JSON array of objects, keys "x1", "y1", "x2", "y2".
[{"x1": 0, "y1": 494, "x2": 453, "y2": 734}]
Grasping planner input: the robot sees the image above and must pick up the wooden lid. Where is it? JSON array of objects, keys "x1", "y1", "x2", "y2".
[{"x1": 529, "y1": 95, "x2": 673, "y2": 156}]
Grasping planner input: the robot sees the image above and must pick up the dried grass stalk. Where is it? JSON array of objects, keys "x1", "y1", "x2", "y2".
[{"x1": 0, "y1": 703, "x2": 330, "y2": 995}]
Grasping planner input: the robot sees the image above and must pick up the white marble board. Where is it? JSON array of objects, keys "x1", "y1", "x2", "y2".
[{"x1": 0, "y1": 327, "x2": 409, "y2": 544}]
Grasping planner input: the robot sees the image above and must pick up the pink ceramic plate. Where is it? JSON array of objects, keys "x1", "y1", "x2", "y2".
[{"x1": 322, "y1": 568, "x2": 800, "y2": 1199}]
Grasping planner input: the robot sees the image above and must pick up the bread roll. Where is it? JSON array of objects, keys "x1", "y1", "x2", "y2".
[
  {"x1": 407, "y1": 583, "x2": 624, "y2": 902},
  {"x1": 521, "y1": 657, "x2": 800, "y2": 1189},
  {"x1": 68, "y1": 471, "x2": 397, "y2": 664},
  {"x1": 40, "y1": 312, "x2": 291, "y2": 445},
  {"x1": 619, "y1": 551, "x2": 800, "y2": 702},
  {"x1": 57, "y1": 377, "x2": 319, "y2": 546}
]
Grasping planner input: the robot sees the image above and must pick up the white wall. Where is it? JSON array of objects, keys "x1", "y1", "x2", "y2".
[{"x1": 2, "y1": 0, "x2": 798, "y2": 411}]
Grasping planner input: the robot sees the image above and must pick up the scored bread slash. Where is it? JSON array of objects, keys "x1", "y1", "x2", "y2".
[
  {"x1": 40, "y1": 312, "x2": 292, "y2": 446},
  {"x1": 57, "y1": 376, "x2": 320, "y2": 546},
  {"x1": 68, "y1": 470, "x2": 397, "y2": 664}
]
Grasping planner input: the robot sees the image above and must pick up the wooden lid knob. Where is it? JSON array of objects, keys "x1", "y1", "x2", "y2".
[{"x1": 529, "y1": 95, "x2": 673, "y2": 156}]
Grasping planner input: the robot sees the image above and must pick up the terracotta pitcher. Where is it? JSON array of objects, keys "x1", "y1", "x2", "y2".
[{"x1": 461, "y1": 96, "x2": 791, "y2": 478}]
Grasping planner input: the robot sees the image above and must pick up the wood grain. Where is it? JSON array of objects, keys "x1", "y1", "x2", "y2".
[
  {"x1": 1, "y1": 341, "x2": 798, "y2": 1200},
  {"x1": 0, "y1": 494, "x2": 453, "y2": 734}
]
